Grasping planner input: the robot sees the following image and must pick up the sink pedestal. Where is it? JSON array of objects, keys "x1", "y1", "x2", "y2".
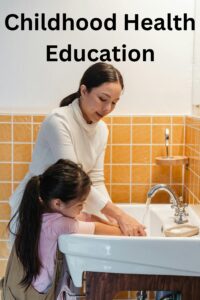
[{"x1": 85, "y1": 272, "x2": 200, "y2": 300}]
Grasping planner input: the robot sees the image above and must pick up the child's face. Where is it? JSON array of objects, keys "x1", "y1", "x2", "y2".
[{"x1": 60, "y1": 198, "x2": 86, "y2": 218}]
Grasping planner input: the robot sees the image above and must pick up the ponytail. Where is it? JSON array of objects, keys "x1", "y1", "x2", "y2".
[
  {"x1": 9, "y1": 176, "x2": 43, "y2": 288},
  {"x1": 60, "y1": 91, "x2": 80, "y2": 107}
]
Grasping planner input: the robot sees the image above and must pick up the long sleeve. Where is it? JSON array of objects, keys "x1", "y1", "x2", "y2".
[
  {"x1": 43, "y1": 113, "x2": 78, "y2": 162},
  {"x1": 42, "y1": 112, "x2": 111, "y2": 213},
  {"x1": 84, "y1": 145, "x2": 111, "y2": 213}
]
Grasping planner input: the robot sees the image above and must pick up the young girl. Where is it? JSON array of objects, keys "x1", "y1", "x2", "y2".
[{"x1": 1, "y1": 159, "x2": 122, "y2": 299}]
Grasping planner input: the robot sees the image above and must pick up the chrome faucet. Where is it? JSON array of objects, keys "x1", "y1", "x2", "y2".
[{"x1": 147, "y1": 184, "x2": 188, "y2": 224}]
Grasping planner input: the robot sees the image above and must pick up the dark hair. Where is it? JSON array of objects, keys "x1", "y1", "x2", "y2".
[
  {"x1": 60, "y1": 62, "x2": 124, "y2": 107},
  {"x1": 8, "y1": 159, "x2": 91, "y2": 288}
]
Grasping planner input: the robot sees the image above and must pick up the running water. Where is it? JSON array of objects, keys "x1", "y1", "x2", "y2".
[{"x1": 142, "y1": 197, "x2": 151, "y2": 225}]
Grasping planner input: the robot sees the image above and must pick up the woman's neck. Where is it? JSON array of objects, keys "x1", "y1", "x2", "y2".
[{"x1": 78, "y1": 98, "x2": 93, "y2": 124}]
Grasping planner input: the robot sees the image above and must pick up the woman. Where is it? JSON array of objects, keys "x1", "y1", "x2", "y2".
[{"x1": 9, "y1": 62, "x2": 146, "y2": 237}]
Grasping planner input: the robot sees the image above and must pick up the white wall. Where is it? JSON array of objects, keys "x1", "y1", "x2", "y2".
[
  {"x1": 0, "y1": 0, "x2": 195, "y2": 114},
  {"x1": 192, "y1": 0, "x2": 200, "y2": 105}
]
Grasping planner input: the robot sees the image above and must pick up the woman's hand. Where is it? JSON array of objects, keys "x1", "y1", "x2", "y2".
[
  {"x1": 101, "y1": 201, "x2": 146, "y2": 236},
  {"x1": 117, "y1": 212, "x2": 146, "y2": 236}
]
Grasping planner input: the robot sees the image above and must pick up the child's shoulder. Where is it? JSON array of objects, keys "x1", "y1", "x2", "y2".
[
  {"x1": 42, "y1": 212, "x2": 63, "y2": 222},
  {"x1": 42, "y1": 213, "x2": 78, "y2": 236},
  {"x1": 42, "y1": 212, "x2": 73, "y2": 224}
]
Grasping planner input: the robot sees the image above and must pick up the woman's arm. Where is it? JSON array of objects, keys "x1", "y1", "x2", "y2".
[
  {"x1": 84, "y1": 128, "x2": 146, "y2": 236},
  {"x1": 101, "y1": 202, "x2": 146, "y2": 236}
]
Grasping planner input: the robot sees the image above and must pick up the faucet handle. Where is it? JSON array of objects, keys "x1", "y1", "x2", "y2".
[
  {"x1": 175, "y1": 209, "x2": 188, "y2": 224},
  {"x1": 178, "y1": 197, "x2": 189, "y2": 215},
  {"x1": 174, "y1": 204, "x2": 189, "y2": 223},
  {"x1": 179, "y1": 196, "x2": 188, "y2": 206},
  {"x1": 181, "y1": 203, "x2": 189, "y2": 216},
  {"x1": 174, "y1": 207, "x2": 180, "y2": 216}
]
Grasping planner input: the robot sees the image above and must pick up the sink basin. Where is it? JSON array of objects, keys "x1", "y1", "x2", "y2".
[{"x1": 58, "y1": 204, "x2": 200, "y2": 287}]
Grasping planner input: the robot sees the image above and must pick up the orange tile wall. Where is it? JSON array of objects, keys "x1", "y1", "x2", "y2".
[
  {"x1": 0, "y1": 114, "x2": 186, "y2": 278},
  {"x1": 106, "y1": 115, "x2": 185, "y2": 204},
  {"x1": 184, "y1": 116, "x2": 200, "y2": 204}
]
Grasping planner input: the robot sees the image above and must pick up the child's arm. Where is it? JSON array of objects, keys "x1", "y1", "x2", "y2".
[
  {"x1": 76, "y1": 213, "x2": 123, "y2": 235},
  {"x1": 76, "y1": 212, "x2": 116, "y2": 226},
  {"x1": 88, "y1": 214, "x2": 116, "y2": 225},
  {"x1": 94, "y1": 222, "x2": 122, "y2": 235},
  {"x1": 77, "y1": 213, "x2": 123, "y2": 235}
]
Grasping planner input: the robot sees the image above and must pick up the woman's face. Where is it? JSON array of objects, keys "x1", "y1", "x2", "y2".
[{"x1": 79, "y1": 81, "x2": 122, "y2": 123}]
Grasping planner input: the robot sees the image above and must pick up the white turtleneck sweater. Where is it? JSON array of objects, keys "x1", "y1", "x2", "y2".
[{"x1": 9, "y1": 99, "x2": 111, "y2": 221}]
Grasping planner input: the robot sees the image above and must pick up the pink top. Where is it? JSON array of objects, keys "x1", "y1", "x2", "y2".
[{"x1": 32, "y1": 213, "x2": 95, "y2": 293}]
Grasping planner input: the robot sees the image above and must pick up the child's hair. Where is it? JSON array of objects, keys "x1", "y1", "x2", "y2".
[{"x1": 8, "y1": 159, "x2": 91, "y2": 288}]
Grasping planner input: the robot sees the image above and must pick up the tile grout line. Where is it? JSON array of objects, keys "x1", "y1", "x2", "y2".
[
  {"x1": 183, "y1": 116, "x2": 186, "y2": 198},
  {"x1": 192, "y1": 121, "x2": 197, "y2": 205},
  {"x1": 107, "y1": 143, "x2": 185, "y2": 146},
  {"x1": 31, "y1": 115, "x2": 34, "y2": 155},
  {"x1": 130, "y1": 117, "x2": 132, "y2": 204},
  {"x1": 0, "y1": 162, "x2": 185, "y2": 165},
  {"x1": 0, "y1": 161, "x2": 30, "y2": 164},
  {"x1": 150, "y1": 116, "x2": 152, "y2": 187},
  {"x1": 0, "y1": 181, "x2": 185, "y2": 185},
  {"x1": 170, "y1": 116, "x2": 172, "y2": 186}
]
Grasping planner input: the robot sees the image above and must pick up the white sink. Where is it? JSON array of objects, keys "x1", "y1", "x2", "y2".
[{"x1": 58, "y1": 204, "x2": 200, "y2": 287}]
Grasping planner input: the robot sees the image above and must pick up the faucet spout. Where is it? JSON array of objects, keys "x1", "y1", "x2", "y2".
[
  {"x1": 147, "y1": 184, "x2": 188, "y2": 224},
  {"x1": 147, "y1": 184, "x2": 180, "y2": 207}
]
